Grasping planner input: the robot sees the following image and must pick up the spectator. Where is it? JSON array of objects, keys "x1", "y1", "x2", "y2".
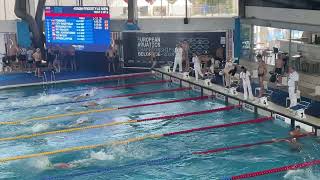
[
  {"x1": 240, "y1": 66, "x2": 254, "y2": 100},
  {"x1": 257, "y1": 54, "x2": 267, "y2": 97},
  {"x1": 32, "y1": 48, "x2": 42, "y2": 77},
  {"x1": 288, "y1": 67, "x2": 299, "y2": 108}
]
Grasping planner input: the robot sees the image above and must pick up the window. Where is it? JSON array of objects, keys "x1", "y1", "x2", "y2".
[
  {"x1": 83, "y1": 0, "x2": 107, "y2": 6},
  {"x1": 59, "y1": 0, "x2": 78, "y2": 6},
  {"x1": 4, "y1": 0, "x2": 17, "y2": 20},
  {"x1": 45, "y1": 0, "x2": 59, "y2": 6},
  {"x1": 107, "y1": 0, "x2": 128, "y2": 19},
  {"x1": 138, "y1": 0, "x2": 187, "y2": 18},
  {"x1": 190, "y1": 0, "x2": 238, "y2": 17},
  {"x1": 0, "y1": 0, "x2": 6, "y2": 20}
]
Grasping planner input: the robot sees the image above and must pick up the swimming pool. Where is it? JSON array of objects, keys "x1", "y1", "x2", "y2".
[{"x1": 0, "y1": 73, "x2": 319, "y2": 180}]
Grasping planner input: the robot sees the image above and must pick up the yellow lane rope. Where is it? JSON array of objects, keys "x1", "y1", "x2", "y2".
[
  {"x1": 0, "y1": 120, "x2": 138, "y2": 142},
  {"x1": 0, "y1": 134, "x2": 163, "y2": 163},
  {"x1": 0, "y1": 107, "x2": 118, "y2": 125}
]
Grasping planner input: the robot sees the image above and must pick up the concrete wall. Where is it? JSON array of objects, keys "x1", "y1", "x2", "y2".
[{"x1": 245, "y1": 6, "x2": 320, "y2": 26}]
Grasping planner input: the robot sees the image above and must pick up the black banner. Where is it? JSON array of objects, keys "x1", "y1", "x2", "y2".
[{"x1": 123, "y1": 32, "x2": 226, "y2": 67}]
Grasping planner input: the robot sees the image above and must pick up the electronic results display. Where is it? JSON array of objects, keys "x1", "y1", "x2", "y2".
[{"x1": 45, "y1": 6, "x2": 110, "y2": 52}]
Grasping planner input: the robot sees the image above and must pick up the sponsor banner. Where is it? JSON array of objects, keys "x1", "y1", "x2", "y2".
[{"x1": 123, "y1": 32, "x2": 227, "y2": 67}]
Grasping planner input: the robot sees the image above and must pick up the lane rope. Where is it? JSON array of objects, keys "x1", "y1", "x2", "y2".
[
  {"x1": 0, "y1": 86, "x2": 185, "y2": 113},
  {"x1": 0, "y1": 105, "x2": 238, "y2": 142},
  {"x1": 48, "y1": 79, "x2": 170, "y2": 95},
  {"x1": 224, "y1": 159, "x2": 320, "y2": 180},
  {"x1": 0, "y1": 96, "x2": 209, "y2": 125},
  {"x1": 193, "y1": 133, "x2": 313, "y2": 155},
  {"x1": 44, "y1": 133, "x2": 315, "y2": 179},
  {"x1": 75, "y1": 72, "x2": 152, "y2": 84},
  {"x1": 43, "y1": 155, "x2": 183, "y2": 180},
  {"x1": 0, "y1": 116, "x2": 271, "y2": 163}
]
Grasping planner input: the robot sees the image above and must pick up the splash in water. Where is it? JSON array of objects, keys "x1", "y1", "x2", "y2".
[
  {"x1": 31, "y1": 123, "x2": 50, "y2": 133},
  {"x1": 90, "y1": 150, "x2": 114, "y2": 161},
  {"x1": 284, "y1": 169, "x2": 319, "y2": 180},
  {"x1": 37, "y1": 94, "x2": 69, "y2": 104}
]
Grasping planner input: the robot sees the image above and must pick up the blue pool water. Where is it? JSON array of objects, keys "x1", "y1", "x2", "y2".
[{"x1": 0, "y1": 75, "x2": 320, "y2": 180}]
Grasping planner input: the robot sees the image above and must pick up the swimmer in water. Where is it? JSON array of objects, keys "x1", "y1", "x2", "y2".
[
  {"x1": 290, "y1": 125, "x2": 303, "y2": 137},
  {"x1": 51, "y1": 162, "x2": 75, "y2": 169},
  {"x1": 82, "y1": 101, "x2": 99, "y2": 108},
  {"x1": 74, "y1": 93, "x2": 90, "y2": 101},
  {"x1": 272, "y1": 126, "x2": 304, "y2": 152}
]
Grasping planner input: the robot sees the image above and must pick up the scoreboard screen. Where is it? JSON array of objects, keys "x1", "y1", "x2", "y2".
[{"x1": 45, "y1": 6, "x2": 110, "y2": 52}]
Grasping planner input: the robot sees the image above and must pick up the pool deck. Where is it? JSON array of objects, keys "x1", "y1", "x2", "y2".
[{"x1": 153, "y1": 68, "x2": 320, "y2": 133}]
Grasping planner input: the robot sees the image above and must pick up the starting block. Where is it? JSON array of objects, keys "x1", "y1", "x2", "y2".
[
  {"x1": 204, "y1": 79, "x2": 212, "y2": 87},
  {"x1": 259, "y1": 96, "x2": 269, "y2": 106},
  {"x1": 163, "y1": 66, "x2": 171, "y2": 73},
  {"x1": 183, "y1": 72, "x2": 190, "y2": 79},
  {"x1": 296, "y1": 109, "x2": 306, "y2": 119},
  {"x1": 226, "y1": 87, "x2": 238, "y2": 96}
]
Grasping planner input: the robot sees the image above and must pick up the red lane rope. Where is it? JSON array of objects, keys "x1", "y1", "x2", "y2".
[
  {"x1": 163, "y1": 117, "x2": 273, "y2": 137},
  {"x1": 230, "y1": 159, "x2": 320, "y2": 179},
  {"x1": 107, "y1": 87, "x2": 190, "y2": 99},
  {"x1": 109, "y1": 80, "x2": 170, "y2": 90},
  {"x1": 118, "y1": 96, "x2": 210, "y2": 110},
  {"x1": 193, "y1": 133, "x2": 311, "y2": 155},
  {"x1": 76, "y1": 72, "x2": 152, "y2": 83},
  {"x1": 137, "y1": 105, "x2": 240, "y2": 122},
  {"x1": 54, "y1": 80, "x2": 170, "y2": 95}
]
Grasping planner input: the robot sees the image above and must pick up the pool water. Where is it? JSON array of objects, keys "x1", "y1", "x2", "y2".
[{"x1": 0, "y1": 75, "x2": 319, "y2": 180}]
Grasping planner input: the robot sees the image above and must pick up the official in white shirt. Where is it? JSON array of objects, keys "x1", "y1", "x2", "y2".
[
  {"x1": 192, "y1": 53, "x2": 203, "y2": 81},
  {"x1": 288, "y1": 67, "x2": 299, "y2": 107},
  {"x1": 240, "y1": 66, "x2": 254, "y2": 100},
  {"x1": 173, "y1": 44, "x2": 183, "y2": 73}
]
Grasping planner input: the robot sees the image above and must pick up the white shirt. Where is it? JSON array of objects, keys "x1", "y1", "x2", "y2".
[
  {"x1": 192, "y1": 56, "x2": 201, "y2": 67},
  {"x1": 240, "y1": 71, "x2": 251, "y2": 83},
  {"x1": 175, "y1": 47, "x2": 183, "y2": 58},
  {"x1": 288, "y1": 71, "x2": 299, "y2": 87}
]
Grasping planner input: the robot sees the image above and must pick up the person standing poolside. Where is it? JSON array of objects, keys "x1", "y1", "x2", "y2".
[
  {"x1": 192, "y1": 53, "x2": 204, "y2": 81},
  {"x1": 105, "y1": 45, "x2": 115, "y2": 73},
  {"x1": 223, "y1": 58, "x2": 234, "y2": 88},
  {"x1": 32, "y1": 48, "x2": 42, "y2": 77},
  {"x1": 240, "y1": 66, "x2": 254, "y2": 100},
  {"x1": 182, "y1": 40, "x2": 190, "y2": 72},
  {"x1": 150, "y1": 50, "x2": 158, "y2": 69},
  {"x1": 173, "y1": 44, "x2": 183, "y2": 73},
  {"x1": 288, "y1": 67, "x2": 299, "y2": 108},
  {"x1": 257, "y1": 54, "x2": 267, "y2": 97},
  {"x1": 26, "y1": 48, "x2": 34, "y2": 73},
  {"x1": 275, "y1": 54, "x2": 284, "y2": 75},
  {"x1": 53, "y1": 46, "x2": 61, "y2": 73}
]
